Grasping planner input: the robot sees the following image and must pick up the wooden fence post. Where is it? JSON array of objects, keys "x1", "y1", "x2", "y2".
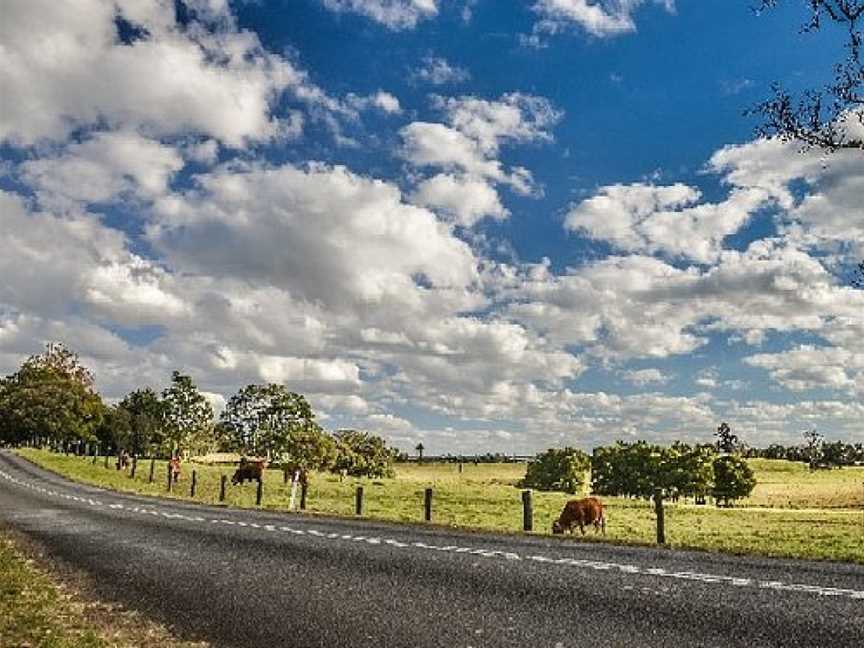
[
  {"x1": 300, "y1": 481, "x2": 308, "y2": 511},
  {"x1": 424, "y1": 488, "x2": 433, "y2": 522},
  {"x1": 355, "y1": 486, "x2": 364, "y2": 516},
  {"x1": 522, "y1": 489, "x2": 533, "y2": 532},
  {"x1": 167, "y1": 463, "x2": 173, "y2": 492},
  {"x1": 130, "y1": 457, "x2": 137, "y2": 479},
  {"x1": 219, "y1": 475, "x2": 227, "y2": 502},
  {"x1": 256, "y1": 478, "x2": 263, "y2": 506},
  {"x1": 148, "y1": 458, "x2": 155, "y2": 483},
  {"x1": 104, "y1": 453, "x2": 109, "y2": 468},
  {"x1": 190, "y1": 470, "x2": 197, "y2": 498},
  {"x1": 458, "y1": 462, "x2": 464, "y2": 474},
  {"x1": 653, "y1": 489, "x2": 666, "y2": 545}
]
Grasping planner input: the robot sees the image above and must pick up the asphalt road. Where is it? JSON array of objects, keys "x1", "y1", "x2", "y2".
[{"x1": 1, "y1": 450, "x2": 862, "y2": 648}]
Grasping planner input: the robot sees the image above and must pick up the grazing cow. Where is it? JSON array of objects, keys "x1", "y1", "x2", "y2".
[
  {"x1": 552, "y1": 497, "x2": 606, "y2": 535},
  {"x1": 232, "y1": 459, "x2": 266, "y2": 485},
  {"x1": 169, "y1": 456, "x2": 181, "y2": 482}
]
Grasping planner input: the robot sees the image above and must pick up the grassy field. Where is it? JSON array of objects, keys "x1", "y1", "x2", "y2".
[
  {"x1": 15, "y1": 449, "x2": 864, "y2": 565},
  {"x1": 0, "y1": 527, "x2": 207, "y2": 647}
]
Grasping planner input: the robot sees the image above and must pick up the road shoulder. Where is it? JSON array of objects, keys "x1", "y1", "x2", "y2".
[{"x1": 0, "y1": 522, "x2": 209, "y2": 648}]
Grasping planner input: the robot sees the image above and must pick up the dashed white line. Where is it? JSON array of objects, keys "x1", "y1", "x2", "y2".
[{"x1": 1, "y1": 467, "x2": 863, "y2": 601}]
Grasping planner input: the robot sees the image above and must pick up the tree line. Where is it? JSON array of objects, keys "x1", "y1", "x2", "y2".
[{"x1": 0, "y1": 343, "x2": 397, "y2": 479}]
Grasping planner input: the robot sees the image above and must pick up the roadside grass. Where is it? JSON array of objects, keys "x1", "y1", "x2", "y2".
[
  {"x1": 16, "y1": 449, "x2": 864, "y2": 565},
  {"x1": 0, "y1": 526, "x2": 207, "y2": 648}
]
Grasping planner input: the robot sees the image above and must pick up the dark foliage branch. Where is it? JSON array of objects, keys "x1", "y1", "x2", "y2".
[
  {"x1": 749, "y1": 1, "x2": 864, "y2": 151},
  {"x1": 853, "y1": 260, "x2": 864, "y2": 287}
]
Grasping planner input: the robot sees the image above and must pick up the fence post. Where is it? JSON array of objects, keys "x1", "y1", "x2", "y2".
[
  {"x1": 219, "y1": 475, "x2": 227, "y2": 502},
  {"x1": 104, "y1": 453, "x2": 109, "y2": 468},
  {"x1": 458, "y1": 462, "x2": 463, "y2": 474},
  {"x1": 167, "y1": 463, "x2": 173, "y2": 492},
  {"x1": 148, "y1": 458, "x2": 155, "y2": 484},
  {"x1": 653, "y1": 489, "x2": 666, "y2": 545},
  {"x1": 130, "y1": 457, "x2": 137, "y2": 479},
  {"x1": 190, "y1": 470, "x2": 197, "y2": 498},
  {"x1": 424, "y1": 487, "x2": 433, "y2": 522},
  {"x1": 256, "y1": 478, "x2": 263, "y2": 506},
  {"x1": 521, "y1": 489, "x2": 533, "y2": 532},
  {"x1": 300, "y1": 481, "x2": 308, "y2": 510},
  {"x1": 355, "y1": 486, "x2": 364, "y2": 516}
]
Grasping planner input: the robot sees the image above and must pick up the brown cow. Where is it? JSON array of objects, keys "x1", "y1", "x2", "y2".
[
  {"x1": 552, "y1": 497, "x2": 606, "y2": 535},
  {"x1": 169, "y1": 456, "x2": 181, "y2": 482},
  {"x1": 231, "y1": 458, "x2": 266, "y2": 485}
]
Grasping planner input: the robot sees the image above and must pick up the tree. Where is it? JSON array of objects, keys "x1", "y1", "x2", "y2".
[
  {"x1": 221, "y1": 384, "x2": 312, "y2": 457},
  {"x1": 96, "y1": 405, "x2": 133, "y2": 455},
  {"x1": 803, "y1": 427, "x2": 825, "y2": 468},
  {"x1": 712, "y1": 455, "x2": 757, "y2": 506},
  {"x1": 332, "y1": 430, "x2": 398, "y2": 478},
  {"x1": 0, "y1": 343, "x2": 104, "y2": 449},
  {"x1": 714, "y1": 421, "x2": 740, "y2": 454},
  {"x1": 118, "y1": 388, "x2": 164, "y2": 456},
  {"x1": 281, "y1": 423, "x2": 336, "y2": 476},
  {"x1": 161, "y1": 371, "x2": 214, "y2": 457},
  {"x1": 415, "y1": 442, "x2": 425, "y2": 463},
  {"x1": 221, "y1": 384, "x2": 334, "y2": 475},
  {"x1": 853, "y1": 260, "x2": 864, "y2": 288},
  {"x1": 751, "y1": 1, "x2": 864, "y2": 151},
  {"x1": 521, "y1": 447, "x2": 590, "y2": 493},
  {"x1": 592, "y1": 441, "x2": 718, "y2": 544}
]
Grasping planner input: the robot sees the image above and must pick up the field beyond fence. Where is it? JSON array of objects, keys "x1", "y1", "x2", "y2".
[{"x1": 14, "y1": 449, "x2": 864, "y2": 565}]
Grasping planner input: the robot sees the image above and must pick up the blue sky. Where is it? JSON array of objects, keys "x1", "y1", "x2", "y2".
[{"x1": 1, "y1": 1, "x2": 862, "y2": 454}]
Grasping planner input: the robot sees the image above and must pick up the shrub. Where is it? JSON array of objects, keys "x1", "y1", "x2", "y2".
[
  {"x1": 712, "y1": 455, "x2": 756, "y2": 507},
  {"x1": 332, "y1": 430, "x2": 397, "y2": 478},
  {"x1": 521, "y1": 447, "x2": 590, "y2": 493}
]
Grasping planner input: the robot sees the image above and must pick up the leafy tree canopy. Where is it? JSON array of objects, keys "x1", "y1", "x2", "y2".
[
  {"x1": 161, "y1": 371, "x2": 214, "y2": 455},
  {"x1": 712, "y1": 455, "x2": 757, "y2": 506},
  {"x1": 522, "y1": 447, "x2": 590, "y2": 493},
  {"x1": 332, "y1": 429, "x2": 397, "y2": 478},
  {"x1": 221, "y1": 384, "x2": 333, "y2": 472},
  {"x1": 0, "y1": 343, "x2": 103, "y2": 447},
  {"x1": 591, "y1": 441, "x2": 718, "y2": 500},
  {"x1": 117, "y1": 387, "x2": 164, "y2": 455}
]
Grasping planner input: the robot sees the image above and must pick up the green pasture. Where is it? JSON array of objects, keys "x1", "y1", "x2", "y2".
[{"x1": 16, "y1": 449, "x2": 864, "y2": 565}]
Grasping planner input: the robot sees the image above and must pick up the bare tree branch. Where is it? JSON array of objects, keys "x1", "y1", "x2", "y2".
[{"x1": 749, "y1": 1, "x2": 864, "y2": 151}]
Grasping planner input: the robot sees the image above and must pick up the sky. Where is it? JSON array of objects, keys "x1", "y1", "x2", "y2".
[{"x1": 1, "y1": 0, "x2": 862, "y2": 455}]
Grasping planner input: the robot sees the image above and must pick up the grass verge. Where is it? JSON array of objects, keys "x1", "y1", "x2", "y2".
[
  {"x1": 0, "y1": 525, "x2": 207, "y2": 648},
  {"x1": 15, "y1": 449, "x2": 864, "y2": 565}
]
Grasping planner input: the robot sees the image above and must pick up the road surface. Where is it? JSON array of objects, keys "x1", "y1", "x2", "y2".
[{"x1": 1, "y1": 450, "x2": 862, "y2": 647}]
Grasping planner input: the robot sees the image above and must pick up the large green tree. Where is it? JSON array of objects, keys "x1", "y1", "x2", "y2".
[
  {"x1": 161, "y1": 371, "x2": 214, "y2": 456},
  {"x1": 521, "y1": 447, "x2": 590, "y2": 493},
  {"x1": 712, "y1": 455, "x2": 757, "y2": 507},
  {"x1": 118, "y1": 388, "x2": 164, "y2": 455},
  {"x1": 591, "y1": 441, "x2": 718, "y2": 544},
  {"x1": 221, "y1": 384, "x2": 333, "y2": 473},
  {"x1": 0, "y1": 343, "x2": 103, "y2": 448}
]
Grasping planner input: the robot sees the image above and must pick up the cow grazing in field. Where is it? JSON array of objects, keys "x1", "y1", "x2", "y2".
[
  {"x1": 552, "y1": 497, "x2": 606, "y2": 535},
  {"x1": 169, "y1": 456, "x2": 181, "y2": 482},
  {"x1": 232, "y1": 458, "x2": 266, "y2": 485}
]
